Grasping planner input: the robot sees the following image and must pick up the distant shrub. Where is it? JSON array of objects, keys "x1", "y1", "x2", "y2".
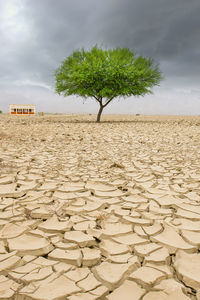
[
  {"x1": 0, "y1": 110, "x2": 2, "y2": 114},
  {"x1": 136, "y1": 113, "x2": 140, "y2": 116}
]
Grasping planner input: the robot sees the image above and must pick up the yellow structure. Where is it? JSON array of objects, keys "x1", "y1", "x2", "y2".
[{"x1": 9, "y1": 104, "x2": 36, "y2": 115}]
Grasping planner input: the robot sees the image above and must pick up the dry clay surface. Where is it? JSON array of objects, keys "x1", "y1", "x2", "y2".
[{"x1": 0, "y1": 114, "x2": 200, "y2": 299}]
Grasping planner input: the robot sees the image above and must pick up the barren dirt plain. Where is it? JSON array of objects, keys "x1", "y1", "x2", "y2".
[{"x1": 0, "y1": 114, "x2": 200, "y2": 299}]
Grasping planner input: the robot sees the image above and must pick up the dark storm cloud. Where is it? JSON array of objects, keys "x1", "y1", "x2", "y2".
[
  {"x1": 0, "y1": 0, "x2": 200, "y2": 113},
  {"x1": 95, "y1": 0, "x2": 200, "y2": 80}
]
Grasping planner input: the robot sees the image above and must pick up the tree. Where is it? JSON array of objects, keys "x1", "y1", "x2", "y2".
[{"x1": 55, "y1": 46, "x2": 163, "y2": 122}]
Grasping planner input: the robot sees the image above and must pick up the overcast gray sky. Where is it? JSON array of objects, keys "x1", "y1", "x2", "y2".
[{"x1": 0, "y1": 0, "x2": 200, "y2": 114}]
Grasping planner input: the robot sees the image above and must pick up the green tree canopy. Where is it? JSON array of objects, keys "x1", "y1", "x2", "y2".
[{"x1": 55, "y1": 46, "x2": 163, "y2": 122}]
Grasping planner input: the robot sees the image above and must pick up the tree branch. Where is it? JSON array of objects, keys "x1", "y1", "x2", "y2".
[
  {"x1": 93, "y1": 95, "x2": 102, "y2": 104},
  {"x1": 103, "y1": 97, "x2": 115, "y2": 108}
]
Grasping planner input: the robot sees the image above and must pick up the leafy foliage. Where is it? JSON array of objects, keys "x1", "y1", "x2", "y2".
[{"x1": 55, "y1": 46, "x2": 163, "y2": 121}]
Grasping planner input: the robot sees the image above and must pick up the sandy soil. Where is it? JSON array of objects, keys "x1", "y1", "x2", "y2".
[{"x1": 0, "y1": 114, "x2": 200, "y2": 299}]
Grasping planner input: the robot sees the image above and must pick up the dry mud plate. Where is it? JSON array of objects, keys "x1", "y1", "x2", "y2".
[{"x1": 0, "y1": 114, "x2": 200, "y2": 299}]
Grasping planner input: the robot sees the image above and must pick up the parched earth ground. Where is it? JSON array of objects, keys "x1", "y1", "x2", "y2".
[{"x1": 0, "y1": 114, "x2": 200, "y2": 300}]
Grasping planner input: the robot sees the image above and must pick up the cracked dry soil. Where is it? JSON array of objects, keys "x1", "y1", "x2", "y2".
[{"x1": 0, "y1": 114, "x2": 200, "y2": 300}]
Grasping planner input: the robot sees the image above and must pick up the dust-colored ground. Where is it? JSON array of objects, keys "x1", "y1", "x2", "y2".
[{"x1": 0, "y1": 114, "x2": 200, "y2": 300}]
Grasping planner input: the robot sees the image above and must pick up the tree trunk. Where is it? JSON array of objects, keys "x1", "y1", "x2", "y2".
[{"x1": 97, "y1": 105, "x2": 104, "y2": 122}]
